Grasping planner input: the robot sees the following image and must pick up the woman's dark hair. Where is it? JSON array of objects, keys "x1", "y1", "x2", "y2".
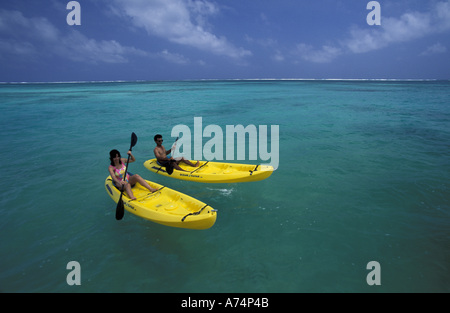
[{"x1": 109, "y1": 149, "x2": 122, "y2": 166}]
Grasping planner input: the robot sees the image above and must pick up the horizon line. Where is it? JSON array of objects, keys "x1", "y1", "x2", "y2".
[{"x1": 1, "y1": 78, "x2": 449, "y2": 84}]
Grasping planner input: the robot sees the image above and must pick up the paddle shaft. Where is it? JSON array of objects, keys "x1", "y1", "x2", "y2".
[
  {"x1": 117, "y1": 151, "x2": 132, "y2": 200},
  {"x1": 116, "y1": 132, "x2": 137, "y2": 220}
]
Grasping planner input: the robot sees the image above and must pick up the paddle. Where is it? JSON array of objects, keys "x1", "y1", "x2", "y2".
[
  {"x1": 115, "y1": 132, "x2": 138, "y2": 220},
  {"x1": 171, "y1": 137, "x2": 179, "y2": 159}
]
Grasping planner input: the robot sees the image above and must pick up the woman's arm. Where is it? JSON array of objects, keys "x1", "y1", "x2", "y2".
[
  {"x1": 124, "y1": 150, "x2": 136, "y2": 163},
  {"x1": 108, "y1": 166, "x2": 122, "y2": 185}
]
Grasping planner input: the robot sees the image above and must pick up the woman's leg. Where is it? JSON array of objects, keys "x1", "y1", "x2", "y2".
[
  {"x1": 129, "y1": 174, "x2": 158, "y2": 193},
  {"x1": 122, "y1": 182, "x2": 136, "y2": 200}
]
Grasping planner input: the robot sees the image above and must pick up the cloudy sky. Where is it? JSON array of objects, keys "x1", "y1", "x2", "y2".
[{"x1": 1, "y1": 0, "x2": 449, "y2": 82}]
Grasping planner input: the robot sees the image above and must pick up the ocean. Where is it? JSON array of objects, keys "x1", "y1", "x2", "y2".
[{"x1": 0, "y1": 80, "x2": 449, "y2": 293}]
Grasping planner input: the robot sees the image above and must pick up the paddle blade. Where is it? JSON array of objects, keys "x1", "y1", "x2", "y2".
[
  {"x1": 115, "y1": 198, "x2": 125, "y2": 220},
  {"x1": 130, "y1": 132, "x2": 138, "y2": 149}
]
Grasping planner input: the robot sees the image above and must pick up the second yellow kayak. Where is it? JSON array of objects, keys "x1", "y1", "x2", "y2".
[{"x1": 143, "y1": 158, "x2": 274, "y2": 183}]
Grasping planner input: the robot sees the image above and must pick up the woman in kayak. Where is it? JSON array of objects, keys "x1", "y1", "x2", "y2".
[{"x1": 109, "y1": 149, "x2": 157, "y2": 200}]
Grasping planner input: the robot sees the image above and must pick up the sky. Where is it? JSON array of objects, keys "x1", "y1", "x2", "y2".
[{"x1": 0, "y1": 0, "x2": 449, "y2": 82}]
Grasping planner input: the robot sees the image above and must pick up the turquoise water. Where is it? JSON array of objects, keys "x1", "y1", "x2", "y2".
[{"x1": 0, "y1": 80, "x2": 449, "y2": 293}]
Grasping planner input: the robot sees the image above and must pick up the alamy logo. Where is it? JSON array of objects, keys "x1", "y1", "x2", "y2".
[
  {"x1": 171, "y1": 117, "x2": 279, "y2": 170},
  {"x1": 66, "y1": 1, "x2": 81, "y2": 26},
  {"x1": 66, "y1": 261, "x2": 81, "y2": 286},
  {"x1": 366, "y1": 261, "x2": 381, "y2": 286},
  {"x1": 367, "y1": 1, "x2": 381, "y2": 26}
]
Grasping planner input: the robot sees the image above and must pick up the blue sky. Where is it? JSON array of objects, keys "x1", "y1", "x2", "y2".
[{"x1": 1, "y1": 0, "x2": 449, "y2": 82}]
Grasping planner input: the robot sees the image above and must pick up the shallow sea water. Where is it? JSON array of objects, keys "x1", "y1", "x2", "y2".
[{"x1": 0, "y1": 80, "x2": 449, "y2": 292}]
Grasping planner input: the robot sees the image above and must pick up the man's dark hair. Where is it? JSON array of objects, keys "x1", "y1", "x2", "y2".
[{"x1": 154, "y1": 134, "x2": 162, "y2": 142}]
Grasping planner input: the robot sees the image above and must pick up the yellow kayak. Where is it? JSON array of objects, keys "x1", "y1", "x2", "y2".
[
  {"x1": 105, "y1": 176, "x2": 217, "y2": 230},
  {"x1": 143, "y1": 158, "x2": 274, "y2": 183}
]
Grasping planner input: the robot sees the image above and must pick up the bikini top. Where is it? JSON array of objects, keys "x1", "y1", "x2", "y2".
[{"x1": 110, "y1": 163, "x2": 130, "y2": 182}]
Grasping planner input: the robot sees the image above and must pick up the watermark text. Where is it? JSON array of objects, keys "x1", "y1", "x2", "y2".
[
  {"x1": 367, "y1": 1, "x2": 381, "y2": 26},
  {"x1": 66, "y1": 1, "x2": 81, "y2": 26},
  {"x1": 366, "y1": 261, "x2": 381, "y2": 285},
  {"x1": 171, "y1": 117, "x2": 279, "y2": 170},
  {"x1": 66, "y1": 261, "x2": 81, "y2": 286}
]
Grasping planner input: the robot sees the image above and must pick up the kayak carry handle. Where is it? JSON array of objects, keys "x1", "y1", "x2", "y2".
[
  {"x1": 181, "y1": 204, "x2": 211, "y2": 222},
  {"x1": 249, "y1": 165, "x2": 259, "y2": 175}
]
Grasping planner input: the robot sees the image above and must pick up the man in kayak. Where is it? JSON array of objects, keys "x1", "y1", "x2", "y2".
[{"x1": 153, "y1": 134, "x2": 199, "y2": 174}]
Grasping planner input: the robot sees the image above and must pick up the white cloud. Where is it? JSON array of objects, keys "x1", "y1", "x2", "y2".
[
  {"x1": 295, "y1": 44, "x2": 342, "y2": 64},
  {"x1": 343, "y1": 1, "x2": 450, "y2": 54},
  {"x1": 187, "y1": 0, "x2": 219, "y2": 28},
  {"x1": 295, "y1": 0, "x2": 450, "y2": 63},
  {"x1": 0, "y1": 40, "x2": 36, "y2": 59},
  {"x1": 111, "y1": 0, "x2": 251, "y2": 59},
  {"x1": 272, "y1": 50, "x2": 284, "y2": 62},
  {"x1": 0, "y1": 9, "x2": 59, "y2": 42},
  {"x1": 60, "y1": 30, "x2": 148, "y2": 64},
  {"x1": 245, "y1": 35, "x2": 278, "y2": 48},
  {"x1": 157, "y1": 49, "x2": 189, "y2": 64},
  {"x1": 420, "y1": 43, "x2": 447, "y2": 56},
  {"x1": 435, "y1": 0, "x2": 450, "y2": 31},
  {"x1": 343, "y1": 11, "x2": 433, "y2": 54},
  {"x1": 0, "y1": 9, "x2": 146, "y2": 64}
]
